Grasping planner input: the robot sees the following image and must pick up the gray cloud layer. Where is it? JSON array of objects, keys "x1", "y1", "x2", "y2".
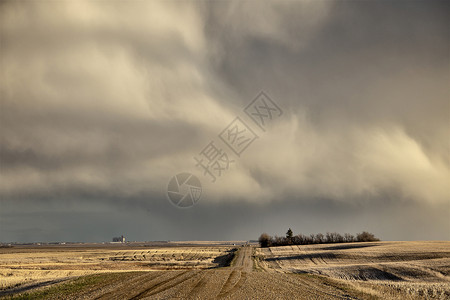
[{"x1": 1, "y1": 1, "x2": 449, "y2": 242}]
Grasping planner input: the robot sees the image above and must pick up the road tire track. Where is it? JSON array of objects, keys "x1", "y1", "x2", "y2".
[
  {"x1": 94, "y1": 272, "x2": 162, "y2": 300},
  {"x1": 186, "y1": 269, "x2": 210, "y2": 298},
  {"x1": 130, "y1": 270, "x2": 199, "y2": 299}
]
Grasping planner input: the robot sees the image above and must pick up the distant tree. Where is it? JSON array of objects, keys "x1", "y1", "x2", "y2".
[
  {"x1": 274, "y1": 236, "x2": 285, "y2": 246},
  {"x1": 292, "y1": 235, "x2": 301, "y2": 245},
  {"x1": 315, "y1": 233, "x2": 325, "y2": 244},
  {"x1": 356, "y1": 231, "x2": 380, "y2": 242},
  {"x1": 344, "y1": 233, "x2": 355, "y2": 243},
  {"x1": 304, "y1": 235, "x2": 310, "y2": 244},
  {"x1": 325, "y1": 232, "x2": 332, "y2": 243},
  {"x1": 296, "y1": 234, "x2": 307, "y2": 245},
  {"x1": 258, "y1": 233, "x2": 271, "y2": 248},
  {"x1": 259, "y1": 230, "x2": 380, "y2": 247},
  {"x1": 336, "y1": 233, "x2": 344, "y2": 243},
  {"x1": 286, "y1": 228, "x2": 293, "y2": 239},
  {"x1": 326, "y1": 232, "x2": 340, "y2": 243},
  {"x1": 333, "y1": 232, "x2": 339, "y2": 243}
]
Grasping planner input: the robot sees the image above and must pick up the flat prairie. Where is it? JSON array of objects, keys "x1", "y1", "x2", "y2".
[
  {"x1": 256, "y1": 241, "x2": 450, "y2": 299},
  {"x1": 0, "y1": 244, "x2": 234, "y2": 291},
  {"x1": 0, "y1": 241, "x2": 449, "y2": 299}
]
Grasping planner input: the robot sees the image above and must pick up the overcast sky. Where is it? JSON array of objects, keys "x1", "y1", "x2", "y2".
[{"x1": 1, "y1": 0, "x2": 449, "y2": 243}]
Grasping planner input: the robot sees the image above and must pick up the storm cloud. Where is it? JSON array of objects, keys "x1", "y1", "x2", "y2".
[{"x1": 1, "y1": 1, "x2": 449, "y2": 242}]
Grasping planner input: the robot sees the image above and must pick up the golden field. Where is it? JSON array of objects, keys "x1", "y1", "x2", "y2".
[
  {"x1": 0, "y1": 244, "x2": 233, "y2": 292},
  {"x1": 255, "y1": 241, "x2": 450, "y2": 299},
  {"x1": 0, "y1": 241, "x2": 449, "y2": 299}
]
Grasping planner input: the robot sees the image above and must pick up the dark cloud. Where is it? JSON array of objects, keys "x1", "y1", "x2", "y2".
[
  {"x1": 1, "y1": 194, "x2": 449, "y2": 243},
  {"x1": 0, "y1": 1, "x2": 448, "y2": 242}
]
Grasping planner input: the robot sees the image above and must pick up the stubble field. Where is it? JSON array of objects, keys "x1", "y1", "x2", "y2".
[
  {"x1": 256, "y1": 241, "x2": 450, "y2": 299},
  {"x1": 0, "y1": 241, "x2": 449, "y2": 299}
]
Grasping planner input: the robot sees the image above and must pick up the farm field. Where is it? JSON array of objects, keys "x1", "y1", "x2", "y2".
[
  {"x1": 0, "y1": 241, "x2": 449, "y2": 299},
  {"x1": 256, "y1": 241, "x2": 450, "y2": 299},
  {"x1": 0, "y1": 243, "x2": 235, "y2": 295}
]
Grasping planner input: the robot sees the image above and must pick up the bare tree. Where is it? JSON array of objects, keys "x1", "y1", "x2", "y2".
[
  {"x1": 344, "y1": 233, "x2": 355, "y2": 242},
  {"x1": 315, "y1": 233, "x2": 324, "y2": 244},
  {"x1": 273, "y1": 235, "x2": 285, "y2": 246},
  {"x1": 258, "y1": 233, "x2": 272, "y2": 248},
  {"x1": 336, "y1": 233, "x2": 344, "y2": 243},
  {"x1": 326, "y1": 232, "x2": 340, "y2": 243},
  {"x1": 356, "y1": 231, "x2": 379, "y2": 242},
  {"x1": 259, "y1": 231, "x2": 379, "y2": 247}
]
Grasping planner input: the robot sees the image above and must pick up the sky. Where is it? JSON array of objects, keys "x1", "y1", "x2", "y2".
[{"x1": 0, "y1": 0, "x2": 449, "y2": 243}]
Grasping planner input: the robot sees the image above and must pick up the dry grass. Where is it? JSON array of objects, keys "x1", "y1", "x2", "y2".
[
  {"x1": 2, "y1": 241, "x2": 449, "y2": 299},
  {"x1": 0, "y1": 245, "x2": 232, "y2": 291},
  {"x1": 256, "y1": 241, "x2": 450, "y2": 299}
]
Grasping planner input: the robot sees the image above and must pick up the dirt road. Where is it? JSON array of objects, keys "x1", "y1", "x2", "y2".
[
  {"x1": 40, "y1": 246, "x2": 361, "y2": 299},
  {"x1": 232, "y1": 245, "x2": 253, "y2": 272},
  {"x1": 4, "y1": 242, "x2": 448, "y2": 299}
]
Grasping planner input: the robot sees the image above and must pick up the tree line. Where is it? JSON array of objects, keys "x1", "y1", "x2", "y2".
[{"x1": 258, "y1": 229, "x2": 380, "y2": 247}]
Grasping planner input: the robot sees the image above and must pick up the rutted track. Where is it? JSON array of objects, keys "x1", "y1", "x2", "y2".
[
  {"x1": 43, "y1": 246, "x2": 365, "y2": 299},
  {"x1": 4, "y1": 242, "x2": 449, "y2": 299}
]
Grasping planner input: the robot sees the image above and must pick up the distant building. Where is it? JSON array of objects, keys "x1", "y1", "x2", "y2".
[{"x1": 112, "y1": 235, "x2": 125, "y2": 243}]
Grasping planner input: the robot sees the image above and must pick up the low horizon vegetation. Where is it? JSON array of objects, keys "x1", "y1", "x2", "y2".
[{"x1": 259, "y1": 229, "x2": 380, "y2": 247}]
